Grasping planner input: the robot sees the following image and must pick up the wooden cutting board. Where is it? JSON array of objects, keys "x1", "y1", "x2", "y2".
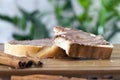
[{"x1": 0, "y1": 44, "x2": 120, "y2": 78}]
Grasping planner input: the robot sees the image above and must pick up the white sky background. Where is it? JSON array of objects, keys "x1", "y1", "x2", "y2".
[{"x1": 0, "y1": 0, "x2": 120, "y2": 43}]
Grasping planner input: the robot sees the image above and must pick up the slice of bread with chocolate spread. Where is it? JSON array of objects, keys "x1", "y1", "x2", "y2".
[{"x1": 54, "y1": 26, "x2": 113, "y2": 59}]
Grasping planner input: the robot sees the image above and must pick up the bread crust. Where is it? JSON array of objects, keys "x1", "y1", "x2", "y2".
[{"x1": 69, "y1": 43, "x2": 113, "y2": 59}]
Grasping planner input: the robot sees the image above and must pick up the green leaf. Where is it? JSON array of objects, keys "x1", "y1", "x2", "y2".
[
  {"x1": 30, "y1": 17, "x2": 49, "y2": 39},
  {"x1": 0, "y1": 15, "x2": 13, "y2": 22},
  {"x1": 78, "y1": 13, "x2": 86, "y2": 22},
  {"x1": 102, "y1": 0, "x2": 120, "y2": 11},
  {"x1": 97, "y1": 6, "x2": 106, "y2": 35},
  {"x1": 12, "y1": 16, "x2": 20, "y2": 25},
  {"x1": 13, "y1": 34, "x2": 32, "y2": 40},
  {"x1": 99, "y1": 6, "x2": 106, "y2": 26},
  {"x1": 77, "y1": 0, "x2": 91, "y2": 9},
  {"x1": 18, "y1": 7, "x2": 31, "y2": 20},
  {"x1": 0, "y1": 15, "x2": 19, "y2": 25},
  {"x1": 29, "y1": 25, "x2": 34, "y2": 39},
  {"x1": 18, "y1": 16, "x2": 27, "y2": 30},
  {"x1": 63, "y1": 0, "x2": 72, "y2": 10},
  {"x1": 55, "y1": 6, "x2": 62, "y2": 18}
]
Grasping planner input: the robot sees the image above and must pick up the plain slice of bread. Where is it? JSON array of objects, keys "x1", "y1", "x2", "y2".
[
  {"x1": 4, "y1": 39, "x2": 67, "y2": 58},
  {"x1": 54, "y1": 27, "x2": 113, "y2": 59}
]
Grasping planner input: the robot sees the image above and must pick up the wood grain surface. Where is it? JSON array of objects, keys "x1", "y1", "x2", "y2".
[{"x1": 0, "y1": 44, "x2": 120, "y2": 78}]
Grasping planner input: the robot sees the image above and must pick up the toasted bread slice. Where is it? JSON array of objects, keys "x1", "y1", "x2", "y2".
[
  {"x1": 54, "y1": 26, "x2": 113, "y2": 59},
  {"x1": 4, "y1": 39, "x2": 67, "y2": 58}
]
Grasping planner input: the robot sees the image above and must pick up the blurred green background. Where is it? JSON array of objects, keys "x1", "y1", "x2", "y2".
[{"x1": 0, "y1": 0, "x2": 120, "y2": 42}]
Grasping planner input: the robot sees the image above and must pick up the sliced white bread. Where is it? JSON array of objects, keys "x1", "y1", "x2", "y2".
[{"x1": 4, "y1": 39, "x2": 67, "y2": 58}]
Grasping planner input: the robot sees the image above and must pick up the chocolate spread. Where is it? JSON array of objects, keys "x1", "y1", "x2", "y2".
[
  {"x1": 55, "y1": 27, "x2": 109, "y2": 46},
  {"x1": 9, "y1": 39, "x2": 53, "y2": 46}
]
